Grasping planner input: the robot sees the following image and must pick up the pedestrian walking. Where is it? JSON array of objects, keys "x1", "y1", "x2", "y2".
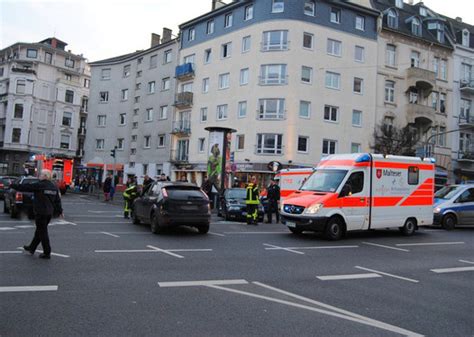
[
  {"x1": 103, "y1": 174, "x2": 112, "y2": 201},
  {"x1": 11, "y1": 169, "x2": 63, "y2": 259},
  {"x1": 245, "y1": 176, "x2": 260, "y2": 225},
  {"x1": 266, "y1": 178, "x2": 280, "y2": 223},
  {"x1": 123, "y1": 177, "x2": 138, "y2": 219}
]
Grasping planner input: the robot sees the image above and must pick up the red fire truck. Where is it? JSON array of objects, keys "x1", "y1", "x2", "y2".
[{"x1": 33, "y1": 155, "x2": 73, "y2": 194}]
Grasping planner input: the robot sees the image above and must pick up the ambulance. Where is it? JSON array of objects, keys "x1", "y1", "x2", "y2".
[
  {"x1": 276, "y1": 168, "x2": 315, "y2": 201},
  {"x1": 280, "y1": 153, "x2": 435, "y2": 240}
]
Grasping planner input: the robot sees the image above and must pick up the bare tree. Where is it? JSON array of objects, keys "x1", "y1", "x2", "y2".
[{"x1": 371, "y1": 124, "x2": 420, "y2": 156}]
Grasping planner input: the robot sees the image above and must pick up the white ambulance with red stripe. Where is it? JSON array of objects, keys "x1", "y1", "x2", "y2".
[
  {"x1": 276, "y1": 168, "x2": 315, "y2": 201},
  {"x1": 280, "y1": 154, "x2": 435, "y2": 240}
]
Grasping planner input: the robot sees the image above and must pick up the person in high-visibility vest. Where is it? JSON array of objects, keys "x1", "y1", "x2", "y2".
[
  {"x1": 123, "y1": 177, "x2": 138, "y2": 219},
  {"x1": 245, "y1": 176, "x2": 260, "y2": 225}
]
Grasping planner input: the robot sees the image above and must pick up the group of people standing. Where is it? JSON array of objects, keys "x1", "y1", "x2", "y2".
[{"x1": 245, "y1": 176, "x2": 280, "y2": 226}]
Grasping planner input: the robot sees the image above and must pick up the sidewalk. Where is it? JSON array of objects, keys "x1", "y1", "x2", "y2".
[{"x1": 69, "y1": 189, "x2": 124, "y2": 205}]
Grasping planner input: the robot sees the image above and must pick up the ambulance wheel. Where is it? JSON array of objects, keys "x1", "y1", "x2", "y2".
[
  {"x1": 288, "y1": 227, "x2": 303, "y2": 235},
  {"x1": 441, "y1": 214, "x2": 456, "y2": 230},
  {"x1": 400, "y1": 218, "x2": 416, "y2": 236},
  {"x1": 324, "y1": 217, "x2": 344, "y2": 241}
]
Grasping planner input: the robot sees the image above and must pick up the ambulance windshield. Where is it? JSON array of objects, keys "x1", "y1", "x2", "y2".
[{"x1": 300, "y1": 169, "x2": 348, "y2": 193}]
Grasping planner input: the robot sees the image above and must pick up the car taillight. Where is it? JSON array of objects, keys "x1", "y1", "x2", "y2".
[
  {"x1": 15, "y1": 192, "x2": 23, "y2": 202},
  {"x1": 0, "y1": 183, "x2": 4, "y2": 188},
  {"x1": 162, "y1": 188, "x2": 168, "y2": 198}
]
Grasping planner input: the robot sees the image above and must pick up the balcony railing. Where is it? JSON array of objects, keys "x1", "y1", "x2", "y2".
[
  {"x1": 170, "y1": 149, "x2": 189, "y2": 163},
  {"x1": 459, "y1": 115, "x2": 474, "y2": 127},
  {"x1": 175, "y1": 63, "x2": 195, "y2": 81},
  {"x1": 406, "y1": 103, "x2": 435, "y2": 125},
  {"x1": 174, "y1": 92, "x2": 193, "y2": 108},
  {"x1": 260, "y1": 41, "x2": 290, "y2": 52},
  {"x1": 460, "y1": 80, "x2": 474, "y2": 94},
  {"x1": 11, "y1": 67, "x2": 36, "y2": 75},
  {"x1": 171, "y1": 120, "x2": 191, "y2": 135},
  {"x1": 406, "y1": 67, "x2": 435, "y2": 92},
  {"x1": 458, "y1": 145, "x2": 474, "y2": 161},
  {"x1": 258, "y1": 75, "x2": 288, "y2": 86}
]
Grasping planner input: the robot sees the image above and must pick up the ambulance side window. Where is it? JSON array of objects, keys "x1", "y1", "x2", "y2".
[
  {"x1": 347, "y1": 172, "x2": 364, "y2": 195},
  {"x1": 408, "y1": 167, "x2": 419, "y2": 185}
]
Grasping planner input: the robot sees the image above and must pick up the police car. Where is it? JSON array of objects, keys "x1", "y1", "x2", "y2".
[{"x1": 433, "y1": 184, "x2": 474, "y2": 229}]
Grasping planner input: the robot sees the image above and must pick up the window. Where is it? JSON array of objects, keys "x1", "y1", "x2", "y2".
[
  {"x1": 301, "y1": 66, "x2": 313, "y2": 84},
  {"x1": 440, "y1": 93, "x2": 446, "y2": 113},
  {"x1": 324, "y1": 105, "x2": 339, "y2": 122},
  {"x1": 433, "y1": 57, "x2": 439, "y2": 77},
  {"x1": 99, "y1": 91, "x2": 109, "y2": 102},
  {"x1": 12, "y1": 128, "x2": 21, "y2": 143},
  {"x1": 237, "y1": 135, "x2": 245, "y2": 150},
  {"x1": 327, "y1": 39, "x2": 342, "y2": 56},
  {"x1": 65, "y1": 90, "x2": 74, "y2": 103},
  {"x1": 353, "y1": 77, "x2": 363, "y2": 94},
  {"x1": 272, "y1": 0, "x2": 284, "y2": 13},
  {"x1": 224, "y1": 13, "x2": 233, "y2": 28},
  {"x1": 385, "y1": 80, "x2": 395, "y2": 103},
  {"x1": 387, "y1": 9, "x2": 398, "y2": 28},
  {"x1": 198, "y1": 138, "x2": 206, "y2": 153},
  {"x1": 188, "y1": 27, "x2": 195, "y2": 41},
  {"x1": 459, "y1": 133, "x2": 472, "y2": 153},
  {"x1": 238, "y1": 101, "x2": 247, "y2": 118},
  {"x1": 162, "y1": 77, "x2": 170, "y2": 90},
  {"x1": 117, "y1": 138, "x2": 124, "y2": 150},
  {"x1": 158, "y1": 135, "x2": 166, "y2": 148},
  {"x1": 137, "y1": 57, "x2": 142, "y2": 65},
  {"x1": 202, "y1": 78, "x2": 210, "y2": 93},
  {"x1": 240, "y1": 68, "x2": 249, "y2": 85},
  {"x1": 257, "y1": 134, "x2": 283, "y2": 154},
  {"x1": 322, "y1": 139, "x2": 337, "y2": 155},
  {"x1": 137, "y1": 70, "x2": 142, "y2": 78},
  {"x1": 204, "y1": 49, "x2": 212, "y2": 63},
  {"x1": 119, "y1": 113, "x2": 126, "y2": 125},
  {"x1": 408, "y1": 167, "x2": 419, "y2": 185},
  {"x1": 258, "y1": 99, "x2": 285, "y2": 119},
  {"x1": 98, "y1": 115, "x2": 106, "y2": 126},
  {"x1": 143, "y1": 136, "x2": 151, "y2": 149},
  {"x1": 16, "y1": 80, "x2": 26, "y2": 94},
  {"x1": 148, "y1": 81, "x2": 156, "y2": 94},
  {"x1": 14, "y1": 104, "x2": 23, "y2": 119},
  {"x1": 351, "y1": 143, "x2": 361, "y2": 153},
  {"x1": 325, "y1": 72, "x2": 340, "y2": 90},
  {"x1": 218, "y1": 73, "x2": 230, "y2": 89},
  {"x1": 260, "y1": 64, "x2": 287, "y2": 85},
  {"x1": 101, "y1": 68, "x2": 111, "y2": 80},
  {"x1": 150, "y1": 55, "x2": 158, "y2": 68},
  {"x1": 346, "y1": 172, "x2": 364, "y2": 194},
  {"x1": 355, "y1": 46, "x2": 365, "y2": 62},
  {"x1": 411, "y1": 18, "x2": 421, "y2": 36},
  {"x1": 27, "y1": 49, "x2": 37, "y2": 58},
  {"x1": 304, "y1": 0, "x2": 315, "y2": 16},
  {"x1": 457, "y1": 188, "x2": 474, "y2": 203},
  {"x1": 245, "y1": 5, "x2": 254, "y2": 20},
  {"x1": 462, "y1": 30, "x2": 470, "y2": 47},
  {"x1": 242, "y1": 36, "x2": 251, "y2": 53},
  {"x1": 303, "y1": 33, "x2": 314, "y2": 49},
  {"x1": 355, "y1": 16, "x2": 365, "y2": 31},
  {"x1": 419, "y1": 7, "x2": 427, "y2": 16},
  {"x1": 386, "y1": 44, "x2": 396, "y2": 67},
  {"x1": 299, "y1": 101, "x2": 311, "y2": 119},
  {"x1": 65, "y1": 74, "x2": 72, "y2": 81},
  {"x1": 461, "y1": 63, "x2": 471, "y2": 82},
  {"x1": 330, "y1": 8, "x2": 341, "y2": 23},
  {"x1": 146, "y1": 108, "x2": 153, "y2": 121},
  {"x1": 132, "y1": 122, "x2": 138, "y2": 129},
  {"x1": 121, "y1": 89, "x2": 128, "y2": 101},
  {"x1": 207, "y1": 20, "x2": 214, "y2": 34},
  {"x1": 159, "y1": 105, "x2": 168, "y2": 119},
  {"x1": 410, "y1": 51, "x2": 420, "y2": 68},
  {"x1": 136, "y1": 83, "x2": 141, "y2": 90},
  {"x1": 438, "y1": 126, "x2": 446, "y2": 146},
  {"x1": 84, "y1": 79, "x2": 90, "y2": 88},
  {"x1": 164, "y1": 50, "x2": 172, "y2": 64},
  {"x1": 123, "y1": 65, "x2": 131, "y2": 77},
  {"x1": 65, "y1": 58, "x2": 75, "y2": 68},
  {"x1": 352, "y1": 110, "x2": 362, "y2": 126},
  {"x1": 217, "y1": 104, "x2": 228, "y2": 120},
  {"x1": 460, "y1": 99, "x2": 471, "y2": 118},
  {"x1": 45, "y1": 52, "x2": 52, "y2": 64},
  {"x1": 221, "y1": 42, "x2": 232, "y2": 58},
  {"x1": 297, "y1": 136, "x2": 309, "y2": 153},
  {"x1": 440, "y1": 59, "x2": 447, "y2": 80},
  {"x1": 60, "y1": 135, "x2": 70, "y2": 149},
  {"x1": 262, "y1": 30, "x2": 288, "y2": 51},
  {"x1": 62, "y1": 111, "x2": 72, "y2": 126},
  {"x1": 395, "y1": 0, "x2": 403, "y2": 8},
  {"x1": 200, "y1": 107, "x2": 208, "y2": 122}
]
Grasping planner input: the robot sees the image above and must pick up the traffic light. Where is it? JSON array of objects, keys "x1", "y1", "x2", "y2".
[{"x1": 110, "y1": 148, "x2": 116, "y2": 158}]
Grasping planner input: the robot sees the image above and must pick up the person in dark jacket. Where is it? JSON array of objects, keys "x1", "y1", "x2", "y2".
[
  {"x1": 142, "y1": 175, "x2": 154, "y2": 195},
  {"x1": 103, "y1": 174, "x2": 112, "y2": 201},
  {"x1": 11, "y1": 170, "x2": 63, "y2": 259},
  {"x1": 266, "y1": 178, "x2": 280, "y2": 223}
]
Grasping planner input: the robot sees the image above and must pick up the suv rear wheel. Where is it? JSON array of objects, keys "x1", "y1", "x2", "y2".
[
  {"x1": 150, "y1": 213, "x2": 164, "y2": 234},
  {"x1": 197, "y1": 223, "x2": 209, "y2": 234}
]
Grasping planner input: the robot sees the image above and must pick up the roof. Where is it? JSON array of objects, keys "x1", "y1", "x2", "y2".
[{"x1": 443, "y1": 15, "x2": 474, "y2": 48}]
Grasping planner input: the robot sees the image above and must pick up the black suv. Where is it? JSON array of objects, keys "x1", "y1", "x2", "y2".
[
  {"x1": 3, "y1": 177, "x2": 39, "y2": 219},
  {"x1": 132, "y1": 182, "x2": 211, "y2": 234},
  {"x1": 218, "y1": 188, "x2": 264, "y2": 222}
]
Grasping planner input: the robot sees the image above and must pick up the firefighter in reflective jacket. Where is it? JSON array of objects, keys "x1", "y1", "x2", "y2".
[
  {"x1": 123, "y1": 177, "x2": 138, "y2": 219},
  {"x1": 245, "y1": 176, "x2": 260, "y2": 225}
]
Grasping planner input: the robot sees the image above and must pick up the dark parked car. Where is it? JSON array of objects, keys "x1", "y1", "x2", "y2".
[
  {"x1": 218, "y1": 188, "x2": 264, "y2": 222},
  {"x1": 3, "y1": 177, "x2": 39, "y2": 219},
  {"x1": 0, "y1": 176, "x2": 16, "y2": 200},
  {"x1": 131, "y1": 182, "x2": 211, "y2": 234}
]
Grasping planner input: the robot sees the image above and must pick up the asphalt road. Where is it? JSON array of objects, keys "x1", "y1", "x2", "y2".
[{"x1": 1, "y1": 193, "x2": 473, "y2": 337}]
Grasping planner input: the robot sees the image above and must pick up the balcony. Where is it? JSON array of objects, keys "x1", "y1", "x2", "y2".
[
  {"x1": 170, "y1": 149, "x2": 189, "y2": 163},
  {"x1": 459, "y1": 115, "x2": 474, "y2": 127},
  {"x1": 174, "y1": 92, "x2": 193, "y2": 109},
  {"x1": 11, "y1": 67, "x2": 36, "y2": 75},
  {"x1": 258, "y1": 75, "x2": 288, "y2": 86},
  {"x1": 78, "y1": 127, "x2": 86, "y2": 136},
  {"x1": 406, "y1": 103, "x2": 435, "y2": 125},
  {"x1": 458, "y1": 145, "x2": 474, "y2": 162},
  {"x1": 175, "y1": 63, "x2": 195, "y2": 81},
  {"x1": 171, "y1": 120, "x2": 191, "y2": 136},
  {"x1": 406, "y1": 67, "x2": 435, "y2": 93},
  {"x1": 460, "y1": 80, "x2": 474, "y2": 94},
  {"x1": 260, "y1": 41, "x2": 290, "y2": 52}
]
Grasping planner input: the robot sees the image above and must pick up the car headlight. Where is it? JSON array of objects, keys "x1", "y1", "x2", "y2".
[
  {"x1": 433, "y1": 207, "x2": 441, "y2": 214},
  {"x1": 305, "y1": 203, "x2": 322, "y2": 214},
  {"x1": 228, "y1": 206, "x2": 240, "y2": 211}
]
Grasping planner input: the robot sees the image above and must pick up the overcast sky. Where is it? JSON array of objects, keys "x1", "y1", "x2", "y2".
[{"x1": 1, "y1": 0, "x2": 473, "y2": 62}]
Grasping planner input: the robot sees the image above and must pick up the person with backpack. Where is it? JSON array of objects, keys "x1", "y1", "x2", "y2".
[{"x1": 11, "y1": 169, "x2": 63, "y2": 259}]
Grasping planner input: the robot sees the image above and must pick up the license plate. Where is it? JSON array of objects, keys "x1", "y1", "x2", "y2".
[
  {"x1": 181, "y1": 205, "x2": 198, "y2": 211},
  {"x1": 286, "y1": 221, "x2": 296, "y2": 228}
]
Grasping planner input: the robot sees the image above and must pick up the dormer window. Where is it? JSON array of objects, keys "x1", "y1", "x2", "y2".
[
  {"x1": 395, "y1": 0, "x2": 403, "y2": 9},
  {"x1": 387, "y1": 9, "x2": 398, "y2": 28},
  {"x1": 411, "y1": 18, "x2": 422, "y2": 36},
  {"x1": 462, "y1": 29, "x2": 470, "y2": 47},
  {"x1": 419, "y1": 7, "x2": 427, "y2": 16},
  {"x1": 437, "y1": 30, "x2": 445, "y2": 43}
]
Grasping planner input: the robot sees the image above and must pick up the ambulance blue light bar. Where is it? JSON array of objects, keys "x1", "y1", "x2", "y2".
[{"x1": 355, "y1": 154, "x2": 371, "y2": 163}]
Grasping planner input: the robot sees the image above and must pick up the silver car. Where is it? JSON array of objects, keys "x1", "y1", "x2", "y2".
[{"x1": 433, "y1": 184, "x2": 474, "y2": 229}]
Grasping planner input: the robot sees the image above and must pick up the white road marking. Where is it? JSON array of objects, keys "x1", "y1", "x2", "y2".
[
  {"x1": 16, "y1": 247, "x2": 70, "y2": 258},
  {"x1": 50, "y1": 220, "x2": 77, "y2": 226},
  {"x1": 224, "y1": 231, "x2": 290, "y2": 235},
  {"x1": 263, "y1": 243, "x2": 305, "y2": 255},
  {"x1": 158, "y1": 279, "x2": 248, "y2": 287},
  {"x1": 95, "y1": 245, "x2": 212, "y2": 258},
  {"x1": 355, "y1": 266, "x2": 419, "y2": 283},
  {"x1": 0, "y1": 285, "x2": 58, "y2": 293},
  {"x1": 95, "y1": 249, "x2": 155, "y2": 253},
  {"x1": 316, "y1": 273, "x2": 381, "y2": 281},
  {"x1": 61, "y1": 215, "x2": 121, "y2": 218},
  {"x1": 431, "y1": 266, "x2": 474, "y2": 273},
  {"x1": 15, "y1": 225, "x2": 35, "y2": 229},
  {"x1": 0, "y1": 227, "x2": 15, "y2": 231},
  {"x1": 396, "y1": 241, "x2": 465, "y2": 247},
  {"x1": 459, "y1": 260, "x2": 474, "y2": 265},
  {"x1": 266, "y1": 245, "x2": 359, "y2": 251},
  {"x1": 76, "y1": 221, "x2": 130, "y2": 224},
  {"x1": 85, "y1": 232, "x2": 151, "y2": 235},
  {"x1": 0, "y1": 251, "x2": 22, "y2": 254},
  {"x1": 362, "y1": 242, "x2": 410, "y2": 252},
  {"x1": 0, "y1": 221, "x2": 30, "y2": 223},
  {"x1": 208, "y1": 231, "x2": 226, "y2": 237},
  {"x1": 101, "y1": 231, "x2": 120, "y2": 238},
  {"x1": 147, "y1": 245, "x2": 184, "y2": 259},
  {"x1": 88, "y1": 210, "x2": 122, "y2": 214}
]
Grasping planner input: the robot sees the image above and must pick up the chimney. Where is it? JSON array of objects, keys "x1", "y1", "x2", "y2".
[
  {"x1": 456, "y1": 17, "x2": 463, "y2": 22},
  {"x1": 212, "y1": 0, "x2": 227, "y2": 10},
  {"x1": 162, "y1": 28, "x2": 172, "y2": 43},
  {"x1": 408, "y1": 0, "x2": 414, "y2": 5},
  {"x1": 151, "y1": 33, "x2": 161, "y2": 47}
]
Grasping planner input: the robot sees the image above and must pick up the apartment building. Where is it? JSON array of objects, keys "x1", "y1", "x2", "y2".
[
  {"x1": 0, "y1": 38, "x2": 90, "y2": 175},
  {"x1": 173, "y1": 0, "x2": 379, "y2": 185},
  {"x1": 84, "y1": 30, "x2": 178, "y2": 182}
]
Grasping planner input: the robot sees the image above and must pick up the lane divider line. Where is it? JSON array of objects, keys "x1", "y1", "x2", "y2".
[
  {"x1": 355, "y1": 266, "x2": 419, "y2": 283},
  {"x1": 362, "y1": 242, "x2": 410, "y2": 252}
]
